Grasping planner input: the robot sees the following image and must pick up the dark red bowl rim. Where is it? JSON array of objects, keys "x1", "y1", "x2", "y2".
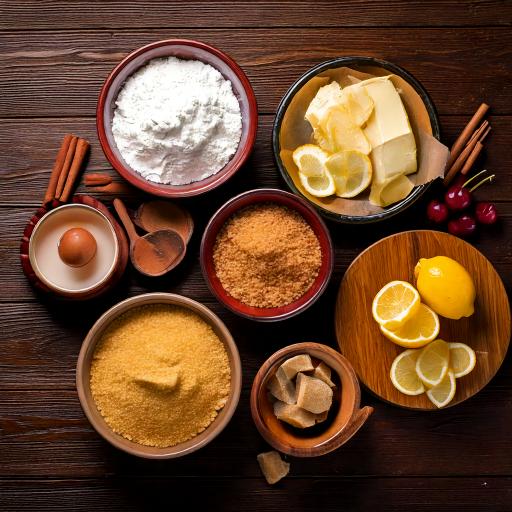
[
  {"x1": 200, "y1": 188, "x2": 334, "y2": 321},
  {"x1": 96, "y1": 38, "x2": 258, "y2": 198}
]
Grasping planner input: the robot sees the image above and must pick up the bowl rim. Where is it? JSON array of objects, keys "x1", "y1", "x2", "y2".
[
  {"x1": 96, "y1": 38, "x2": 258, "y2": 198},
  {"x1": 76, "y1": 292, "x2": 242, "y2": 459},
  {"x1": 28, "y1": 203, "x2": 119, "y2": 294},
  {"x1": 200, "y1": 188, "x2": 334, "y2": 322},
  {"x1": 250, "y1": 342, "x2": 363, "y2": 457},
  {"x1": 272, "y1": 56, "x2": 441, "y2": 224}
]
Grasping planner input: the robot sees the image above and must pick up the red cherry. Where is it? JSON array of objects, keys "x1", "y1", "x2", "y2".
[
  {"x1": 448, "y1": 215, "x2": 477, "y2": 237},
  {"x1": 427, "y1": 200, "x2": 449, "y2": 223},
  {"x1": 445, "y1": 185, "x2": 472, "y2": 211},
  {"x1": 475, "y1": 202, "x2": 498, "y2": 225}
]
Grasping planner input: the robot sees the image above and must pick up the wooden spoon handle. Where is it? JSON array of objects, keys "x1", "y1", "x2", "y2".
[{"x1": 113, "y1": 198, "x2": 139, "y2": 244}]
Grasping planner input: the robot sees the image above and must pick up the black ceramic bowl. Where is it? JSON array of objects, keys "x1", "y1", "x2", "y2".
[{"x1": 272, "y1": 56, "x2": 441, "y2": 224}]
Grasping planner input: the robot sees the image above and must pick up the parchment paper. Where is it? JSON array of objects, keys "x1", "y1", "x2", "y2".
[{"x1": 279, "y1": 66, "x2": 449, "y2": 216}]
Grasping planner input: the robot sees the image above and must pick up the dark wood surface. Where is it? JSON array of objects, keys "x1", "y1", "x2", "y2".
[{"x1": 0, "y1": 2, "x2": 511, "y2": 510}]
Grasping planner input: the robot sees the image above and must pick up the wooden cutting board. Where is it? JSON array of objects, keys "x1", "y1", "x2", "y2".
[{"x1": 335, "y1": 230, "x2": 511, "y2": 410}]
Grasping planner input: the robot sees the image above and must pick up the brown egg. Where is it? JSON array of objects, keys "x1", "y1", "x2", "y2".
[{"x1": 58, "y1": 227, "x2": 97, "y2": 267}]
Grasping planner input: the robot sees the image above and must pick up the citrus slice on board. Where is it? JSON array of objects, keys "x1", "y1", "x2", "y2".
[
  {"x1": 298, "y1": 170, "x2": 336, "y2": 198},
  {"x1": 372, "y1": 280, "x2": 421, "y2": 331},
  {"x1": 415, "y1": 339, "x2": 450, "y2": 387},
  {"x1": 325, "y1": 150, "x2": 372, "y2": 198},
  {"x1": 448, "y1": 342, "x2": 477, "y2": 378},
  {"x1": 426, "y1": 370, "x2": 456, "y2": 408},
  {"x1": 292, "y1": 144, "x2": 329, "y2": 177},
  {"x1": 380, "y1": 304, "x2": 440, "y2": 348},
  {"x1": 390, "y1": 349, "x2": 425, "y2": 396}
]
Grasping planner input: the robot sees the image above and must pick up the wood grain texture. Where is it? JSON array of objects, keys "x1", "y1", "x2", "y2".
[
  {"x1": 0, "y1": 28, "x2": 511, "y2": 117},
  {"x1": 2, "y1": 1, "x2": 511, "y2": 29},
  {"x1": 335, "y1": 230, "x2": 511, "y2": 410}
]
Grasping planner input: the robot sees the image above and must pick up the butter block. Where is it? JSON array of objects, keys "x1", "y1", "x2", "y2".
[
  {"x1": 340, "y1": 83, "x2": 374, "y2": 126},
  {"x1": 296, "y1": 373, "x2": 333, "y2": 414},
  {"x1": 369, "y1": 174, "x2": 415, "y2": 207},
  {"x1": 257, "y1": 451, "x2": 290, "y2": 485},
  {"x1": 267, "y1": 373, "x2": 296, "y2": 405},
  {"x1": 273, "y1": 401, "x2": 317, "y2": 428},
  {"x1": 370, "y1": 134, "x2": 417, "y2": 183},
  {"x1": 278, "y1": 354, "x2": 314, "y2": 380},
  {"x1": 305, "y1": 81, "x2": 344, "y2": 129},
  {"x1": 313, "y1": 362, "x2": 335, "y2": 388}
]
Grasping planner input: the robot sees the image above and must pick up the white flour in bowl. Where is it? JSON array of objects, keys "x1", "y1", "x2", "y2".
[{"x1": 112, "y1": 57, "x2": 243, "y2": 185}]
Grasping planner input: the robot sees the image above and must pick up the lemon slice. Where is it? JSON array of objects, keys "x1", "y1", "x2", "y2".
[
  {"x1": 380, "y1": 303, "x2": 440, "y2": 349},
  {"x1": 448, "y1": 342, "x2": 476, "y2": 378},
  {"x1": 325, "y1": 150, "x2": 372, "y2": 198},
  {"x1": 292, "y1": 144, "x2": 329, "y2": 178},
  {"x1": 426, "y1": 370, "x2": 456, "y2": 408},
  {"x1": 415, "y1": 339, "x2": 449, "y2": 387},
  {"x1": 390, "y1": 349, "x2": 425, "y2": 396},
  {"x1": 323, "y1": 106, "x2": 372, "y2": 155},
  {"x1": 372, "y1": 281, "x2": 421, "y2": 331},
  {"x1": 298, "y1": 170, "x2": 336, "y2": 198}
]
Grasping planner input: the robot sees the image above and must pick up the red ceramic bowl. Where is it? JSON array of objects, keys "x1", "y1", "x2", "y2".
[
  {"x1": 200, "y1": 189, "x2": 334, "y2": 322},
  {"x1": 97, "y1": 39, "x2": 258, "y2": 198}
]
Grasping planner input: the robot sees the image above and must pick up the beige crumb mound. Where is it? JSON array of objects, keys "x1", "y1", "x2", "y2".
[
  {"x1": 90, "y1": 304, "x2": 231, "y2": 448},
  {"x1": 212, "y1": 203, "x2": 322, "y2": 308}
]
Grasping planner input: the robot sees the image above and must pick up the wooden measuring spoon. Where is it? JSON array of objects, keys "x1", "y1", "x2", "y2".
[
  {"x1": 113, "y1": 199, "x2": 186, "y2": 277},
  {"x1": 132, "y1": 200, "x2": 194, "y2": 244}
]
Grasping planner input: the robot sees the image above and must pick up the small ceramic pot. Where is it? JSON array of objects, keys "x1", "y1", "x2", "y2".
[
  {"x1": 250, "y1": 342, "x2": 373, "y2": 457},
  {"x1": 76, "y1": 293, "x2": 242, "y2": 459}
]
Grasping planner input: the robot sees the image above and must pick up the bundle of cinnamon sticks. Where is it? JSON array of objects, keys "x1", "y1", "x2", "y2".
[
  {"x1": 43, "y1": 134, "x2": 90, "y2": 204},
  {"x1": 444, "y1": 103, "x2": 491, "y2": 186}
]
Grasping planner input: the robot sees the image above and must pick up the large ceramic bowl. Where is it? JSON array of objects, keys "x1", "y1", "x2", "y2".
[
  {"x1": 272, "y1": 56, "x2": 441, "y2": 224},
  {"x1": 76, "y1": 293, "x2": 242, "y2": 458},
  {"x1": 200, "y1": 188, "x2": 334, "y2": 322},
  {"x1": 97, "y1": 39, "x2": 258, "y2": 198}
]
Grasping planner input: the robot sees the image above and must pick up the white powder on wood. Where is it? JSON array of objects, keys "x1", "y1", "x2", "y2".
[{"x1": 112, "y1": 57, "x2": 242, "y2": 185}]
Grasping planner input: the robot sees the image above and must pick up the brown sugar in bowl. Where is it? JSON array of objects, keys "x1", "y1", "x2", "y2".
[
  {"x1": 97, "y1": 39, "x2": 258, "y2": 198},
  {"x1": 250, "y1": 343, "x2": 373, "y2": 457},
  {"x1": 76, "y1": 293, "x2": 242, "y2": 459},
  {"x1": 200, "y1": 188, "x2": 334, "y2": 322}
]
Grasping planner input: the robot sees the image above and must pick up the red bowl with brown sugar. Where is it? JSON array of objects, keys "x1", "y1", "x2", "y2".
[
  {"x1": 97, "y1": 39, "x2": 258, "y2": 198},
  {"x1": 200, "y1": 188, "x2": 334, "y2": 322}
]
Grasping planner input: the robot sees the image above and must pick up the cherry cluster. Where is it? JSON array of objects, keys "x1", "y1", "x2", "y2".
[{"x1": 427, "y1": 170, "x2": 498, "y2": 237}]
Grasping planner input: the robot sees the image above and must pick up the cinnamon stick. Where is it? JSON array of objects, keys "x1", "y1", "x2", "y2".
[
  {"x1": 465, "y1": 120, "x2": 488, "y2": 148},
  {"x1": 43, "y1": 134, "x2": 73, "y2": 204},
  {"x1": 446, "y1": 103, "x2": 489, "y2": 169},
  {"x1": 55, "y1": 136, "x2": 78, "y2": 198},
  {"x1": 60, "y1": 138, "x2": 90, "y2": 202},
  {"x1": 84, "y1": 173, "x2": 112, "y2": 187},
  {"x1": 460, "y1": 141, "x2": 484, "y2": 176}
]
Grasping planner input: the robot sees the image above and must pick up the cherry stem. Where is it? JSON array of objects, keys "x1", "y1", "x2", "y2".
[
  {"x1": 469, "y1": 174, "x2": 495, "y2": 193},
  {"x1": 462, "y1": 169, "x2": 488, "y2": 189}
]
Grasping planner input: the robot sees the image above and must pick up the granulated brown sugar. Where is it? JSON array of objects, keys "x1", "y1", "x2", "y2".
[
  {"x1": 90, "y1": 304, "x2": 230, "y2": 448},
  {"x1": 212, "y1": 203, "x2": 322, "y2": 308}
]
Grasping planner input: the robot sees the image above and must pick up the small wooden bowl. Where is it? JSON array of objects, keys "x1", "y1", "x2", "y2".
[
  {"x1": 97, "y1": 39, "x2": 258, "y2": 198},
  {"x1": 76, "y1": 293, "x2": 242, "y2": 459},
  {"x1": 200, "y1": 188, "x2": 334, "y2": 322},
  {"x1": 250, "y1": 342, "x2": 373, "y2": 457}
]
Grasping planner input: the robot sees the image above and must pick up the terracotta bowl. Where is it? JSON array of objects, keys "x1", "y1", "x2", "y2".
[
  {"x1": 200, "y1": 188, "x2": 334, "y2": 322},
  {"x1": 250, "y1": 342, "x2": 373, "y2": 457},
  {"x1": 272, "y1": 56, "x2": 441, "y2": 224},
  {"x1": 76, "y1": 293, "x2": 242, "y2": 459},
  {"x1": 97, "y1": 39, "x2": 258, "y2": 198}
]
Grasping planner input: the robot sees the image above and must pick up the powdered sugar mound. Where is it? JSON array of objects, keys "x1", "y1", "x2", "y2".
[{"x1": 112, "y1": 57, "x2": 243, "y2": 185}]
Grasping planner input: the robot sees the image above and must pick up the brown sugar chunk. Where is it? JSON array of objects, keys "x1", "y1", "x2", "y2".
[
  {"x1": 278, "y1": 354, "x2": 314, "y2": 380},
  {"x1": 296, "y1": 372, "x2": 333, "y2": 414},
  {"x1": 257, "y1": 451, "x2": 290, "y2": 485},
  {"x1": 313, "y1": 361, "x2": 335, "y2": 388},
  {"x1": 273, "y1": 401, "x2": 317, "y2": 428},
  {"x1": 314, "y1": 410, "x2": 329, "y2": 424},
  {"x1": 267, "y1": 374, "x2": 296, "y2": 405}
]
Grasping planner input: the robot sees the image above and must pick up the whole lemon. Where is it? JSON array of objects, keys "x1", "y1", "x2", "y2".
[{"x1": 414, "y1": 256, "x2": 475, "y2": 320}]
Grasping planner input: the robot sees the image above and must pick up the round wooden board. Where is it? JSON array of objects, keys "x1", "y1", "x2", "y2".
[{"x1": 335, "y1": 230, "x2": 511, "y2": 410}]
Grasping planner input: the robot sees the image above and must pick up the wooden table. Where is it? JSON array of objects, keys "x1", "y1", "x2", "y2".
[{"x1": 1, "y1": 2, "x2": 511, "y2": 510}]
